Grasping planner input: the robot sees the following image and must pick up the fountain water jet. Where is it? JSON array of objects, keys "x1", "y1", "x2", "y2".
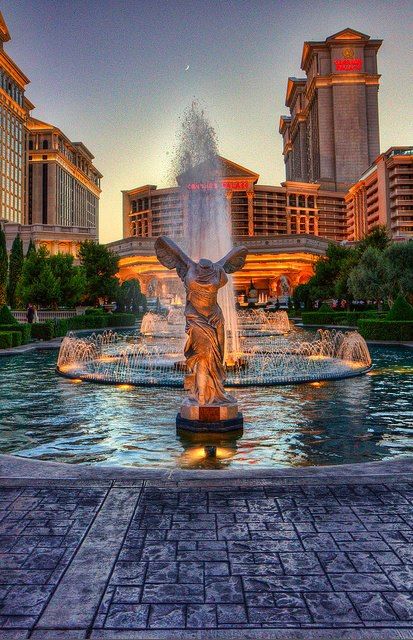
[{"x1": 173, "y1": 103, "x2": 240, "y2": 359}]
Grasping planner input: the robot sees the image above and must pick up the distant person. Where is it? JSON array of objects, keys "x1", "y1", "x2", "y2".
[
  {"x1": 26, "y1": 303, "x2": 34, "y2": 324},
  {"x1": 33, "y1": 305, "x2": 39, "y2": 324}
]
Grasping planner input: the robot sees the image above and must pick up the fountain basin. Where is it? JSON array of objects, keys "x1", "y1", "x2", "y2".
[{"x1": 56, "y1": 326, "x2": 372, "y2": 387}]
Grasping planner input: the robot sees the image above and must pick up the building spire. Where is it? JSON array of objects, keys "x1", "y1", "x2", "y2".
[{"x1": 0, "y1": 11, "x2": 11, "y2": 44}]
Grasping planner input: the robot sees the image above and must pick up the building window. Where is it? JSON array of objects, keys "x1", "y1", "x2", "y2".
[{"x1": 42, "y1": 140, "x2": 49, "y2": 150}]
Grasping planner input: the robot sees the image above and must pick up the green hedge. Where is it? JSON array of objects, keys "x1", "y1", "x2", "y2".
[
  {"x1": 107, "y1": 313, "x2": 136, "y2": 327},
  {"x1": 31, "y1": 322, "x2": 54, "y2": 341},
  {"x1": 0, "y1": 323, "x2": 31, "y2": 344},
  {"x1": 357, "y1": 320, "x2": 413, "y2": 341},
  {"x1": 0, "y1": 305, "x2": 18, "y2": 325},
  {"x1": 84, "y1": 308, "x2": 106, "y2": 316},
  {"x1": 9, "y1": 331, "x2": 22, "y2": 347},
  {"x1": 301, "y1": 310, "x2": 387, "y2": 326},
  {"x1": 27, "y1": 313, "x2": 137, "y2": 341},
  {"x1": 0, "y1": 330, "x2": 21, "y2": 348},
  {"x1": 0, "y1": 332, "x2": 13, "y2": 349},
  {"x1": 386, "y1": 295, "x2": 413, "y2": 321}
]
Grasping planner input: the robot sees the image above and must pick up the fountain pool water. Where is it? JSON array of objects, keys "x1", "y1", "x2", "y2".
[{"x1": 2, "y1": 343, "x2": 412, "y2": 469}]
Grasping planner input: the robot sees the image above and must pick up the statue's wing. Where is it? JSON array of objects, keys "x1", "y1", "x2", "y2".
[
  {"x1": 217, "y1": 246, "x2": 248, "y2": 274},
  {"x1": 154, "y1": 236, "x2": 194, "y2": 279}
]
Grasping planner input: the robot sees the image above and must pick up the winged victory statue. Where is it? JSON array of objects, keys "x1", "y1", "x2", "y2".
[{"x1": 155, "y1": 236, "x2": 248, "y2": 408}]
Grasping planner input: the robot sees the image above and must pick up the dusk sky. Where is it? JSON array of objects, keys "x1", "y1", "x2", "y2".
[{"x1": 5, "y1": 0, "x2": 413, "y2": 243}]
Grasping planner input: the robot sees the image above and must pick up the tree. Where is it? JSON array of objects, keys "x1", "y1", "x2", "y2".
[
  {"x1": 78, "y1": 240, "x2": 120, "y2": 304},
  {"x1": 26, "y1": 238, "x2": 36, "y2": 256},
  {"x1": 33, "y1": 263, "x2": 61, "y2": 308},
  {"x1": 17, "y1": 246, "x2": 60, "y2": 308},
  {"x1": 347, "y1": 246, "x2": 392, "y2": 303},
  {"x1": 7, "y1": 234, "x2": 24, "y2": 309},
  {"x1": 49, "y1": 253, "x2": 85, "y2": 307},
  {"x1": 115, "y1": 279, "x2": 145, "y2": 312},
  {"x1": 386, "y1": 293, "x2": 413, "y2": 321},
  {"x1": 0, "y1": 227, "x2": 8, "y2": 306},
  {"x1": 293, "y1": 283, "x2": 311, "y2": 310},
  {"x1": 384, "y1": 242, "x2": 413, "y2": 299},
  {"x1": 306, "y1": 243, "x2": 354, "y2": 302},
  {"x1": 356, "y1": 225, "x2": 391, "y2": 255}
]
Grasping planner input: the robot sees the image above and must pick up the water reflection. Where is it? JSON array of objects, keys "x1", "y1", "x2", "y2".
[
  {"x1": 0, "y1": 346, "x2": 412, "y2": 468},
  {"x1": 177, "y1": 430, "x2": 243, "y2": 469}
]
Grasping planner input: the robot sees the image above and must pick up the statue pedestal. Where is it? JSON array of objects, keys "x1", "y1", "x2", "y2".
[{"x1": 176, "y1": 400, "x2": 243, "y2": 433}]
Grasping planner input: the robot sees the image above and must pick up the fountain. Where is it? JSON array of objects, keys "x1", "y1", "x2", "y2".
[
  {"x1": 57, "y1": 328, "x2": 372, "y2": 387},
  {"x1": 56, "y1": 103, "x2": 373, "y2": 424}
]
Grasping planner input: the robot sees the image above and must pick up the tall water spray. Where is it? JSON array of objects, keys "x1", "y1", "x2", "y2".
[{"x1": 172, "y1": 103, "x2": 240, "y2": 357}]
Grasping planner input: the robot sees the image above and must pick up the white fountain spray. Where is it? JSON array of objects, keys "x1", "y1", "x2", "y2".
[{"x1": 171, "y1": 102, "x2": 240, "y2": 358}]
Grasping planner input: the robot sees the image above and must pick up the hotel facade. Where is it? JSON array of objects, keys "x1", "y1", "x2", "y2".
[
  {"x1": 0, "y1": 11, "x2": 101, "y2": 257},
  {"x1": 110, "y1": 27, "x2": 412, "y2": 302}
]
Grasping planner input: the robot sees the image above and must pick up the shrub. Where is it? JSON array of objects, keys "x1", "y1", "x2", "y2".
[
  {"x1": 48, "y1": 318, "x2": 69, "y2": 337},
  {"x1": 31, "y1": 322, "x2": 54, "y2": 341},
  {"x1": 357, "y1": 319, "x2": 413, "y2": 341},
  {"x1": 302, "y1": 310, "x2": 385, "y2": 327},
  {"x1": 84, "y1": 308, "x2": 106, "y2": 316},
  {"x1": 0, "y1": 323, "x2": 31, "y2": 344},
  {"x1": 0, "y1": 305, "x2": 17, "y2": 325},
  {"x1": 9, "y1": 331, "x2": 22, "y2": 347},
  {"x1": 107, "y1": 313, "x2": 136, "y2": 327},
  {"x1": 55, "y1": 319, "x2": 69, "y2": 336},
  {"x1": 301, "y1": 311, "x2": 349, "y2": 325},
  {"x1": 386, "y1": 295, "x2": 413, "y2": 322},
  {"x1": 0, "y1": 332, "x2": 13, "y2": 349},
  {"x1": 67, "y1": 314, "x2": 108, "y2": 331}
]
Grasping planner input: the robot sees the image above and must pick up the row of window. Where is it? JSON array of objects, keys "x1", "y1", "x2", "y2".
[
  {"x1": 57, "y1": 166, "x2": 98, "y2": 228},
  {"x1": 0, "y1": 69, "x2": 24, "y2": 107}
]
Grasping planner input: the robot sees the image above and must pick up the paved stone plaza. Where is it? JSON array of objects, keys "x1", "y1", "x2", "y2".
[{"x1": 2, "y1": 458, "x2": 413, "y2": 639}]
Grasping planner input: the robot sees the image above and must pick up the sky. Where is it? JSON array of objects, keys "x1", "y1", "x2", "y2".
[{"x1": 4, "y1": 0, "x2": 413, "y2": 243}]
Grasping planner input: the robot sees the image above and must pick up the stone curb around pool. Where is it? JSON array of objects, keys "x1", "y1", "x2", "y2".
[{"x1": 1, "y1": 453, "x2": 413, "y2": 482}]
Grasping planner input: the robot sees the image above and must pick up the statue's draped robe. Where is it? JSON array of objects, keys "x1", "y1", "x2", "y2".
[
  {"x1": 154, "y1": 235, "x2": 247, "y2": 407},
  {"x1": 184, "y1": 266, "x2": 228, "y2": 404}
]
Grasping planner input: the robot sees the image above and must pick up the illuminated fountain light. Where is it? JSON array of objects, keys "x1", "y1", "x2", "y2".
[
  {"x1": 140, "y1": 310, "x2": 185, "y2": 337},
  {"x1": 237, "y1": 309, "x2": 290, "y2": 336},
  {"x1": 56, "y1": 328, "x2": 372, "y2": 387}
]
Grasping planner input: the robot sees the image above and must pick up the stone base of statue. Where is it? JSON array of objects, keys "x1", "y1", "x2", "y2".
[{"x1": 176, "y1": 398, "x2": 243, "y2": 433}]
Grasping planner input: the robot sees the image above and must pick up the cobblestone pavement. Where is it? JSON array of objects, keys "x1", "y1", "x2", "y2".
[{"x1": 2, "y1": 475, "x2": 413, "y2": 639}]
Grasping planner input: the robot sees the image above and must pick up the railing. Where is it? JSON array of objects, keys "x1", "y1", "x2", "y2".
[{"x1": 12, "y1": 309, "x2": 86, "y2": 323}]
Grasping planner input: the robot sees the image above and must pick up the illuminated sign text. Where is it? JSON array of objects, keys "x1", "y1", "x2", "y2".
[
  {"x1": 334, "y1": 59, "x2": 362, "y2": 71},
  {"x1": 187, "y1": 180, "x2": 250, "y2": 191}
]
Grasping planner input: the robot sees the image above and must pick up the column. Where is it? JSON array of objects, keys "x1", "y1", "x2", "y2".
[
  {"x1": 246, "y1": 190, "x2": 254, "y2": 236},
  {"x1": 182, "y1": 190, "x2": 189, "y2": 240},
  {"x1": 286, "y1": 209, "x2": 291, "y2": 234},
  {"x1": 225, "y1": 190, "x2": 233, "y2": 234}
]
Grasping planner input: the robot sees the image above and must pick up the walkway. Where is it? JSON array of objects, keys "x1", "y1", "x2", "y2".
[{"x1": 1, "y1": 456, "x2": 413, "y2": 639}]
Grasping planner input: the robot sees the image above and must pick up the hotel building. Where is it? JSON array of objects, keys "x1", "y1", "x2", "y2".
[
  {"x1": 0, "y1": 13, "x2": 31, "y2": 225},
  {"x1": 279, "y1": 28, "x2": 381, "y2": 192},
  {"x1": 110, "y1": 26, "x2": 411, "y2": 301},
  {"x1": 111, "y1": 158, "x2": 334, "y2": 298},
  {"x1": 346, "y1": 147, "x2": 413, "y2": 241},
  {"x1": 0, "y1": 11, "x2": 101, "y2": 257}
]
